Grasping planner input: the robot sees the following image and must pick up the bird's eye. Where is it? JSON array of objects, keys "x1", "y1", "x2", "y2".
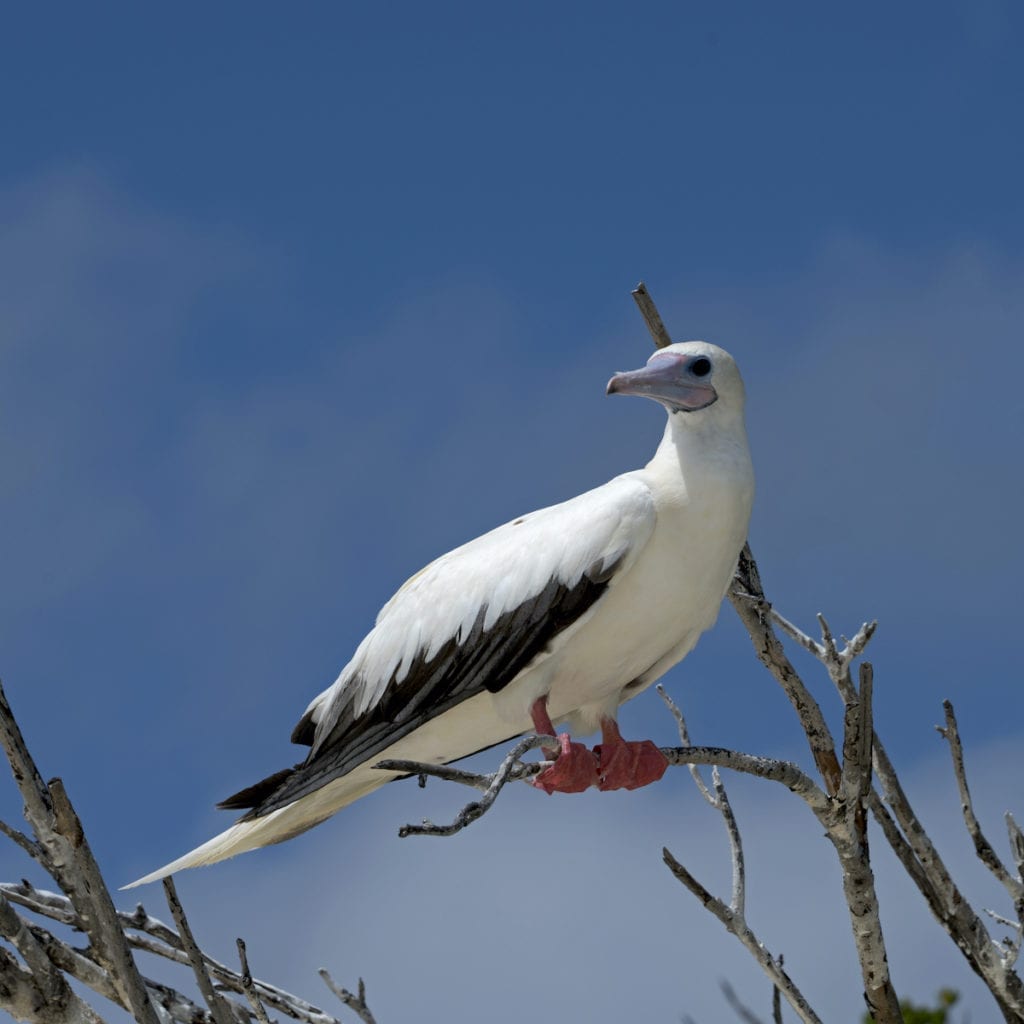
[{"x1": 691, "y1": 357, "x2": 711, "y2": 377}]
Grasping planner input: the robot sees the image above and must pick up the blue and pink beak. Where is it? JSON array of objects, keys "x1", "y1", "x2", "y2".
[{"x1": 606, "y1": 352, "x2": 718, "y2": 413}]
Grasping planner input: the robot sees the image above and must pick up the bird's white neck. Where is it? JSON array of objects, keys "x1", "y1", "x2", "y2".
[{"x1": 647, "y1": 405, "x2": 750, "y2": 478}]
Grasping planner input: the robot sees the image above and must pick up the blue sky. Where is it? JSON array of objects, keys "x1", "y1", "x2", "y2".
[{"x1": 1, "y1": 4, "x2": 1023, "y2": 1022}]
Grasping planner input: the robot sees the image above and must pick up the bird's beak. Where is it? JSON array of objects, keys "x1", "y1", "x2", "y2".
[{"x1": 606, "y1": 353, "x2": 717, "y2": 412}]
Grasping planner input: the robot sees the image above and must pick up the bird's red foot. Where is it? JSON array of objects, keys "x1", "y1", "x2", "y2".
[
  {"x1": 529, "y1": 697, "x2": 600, "y2": 794},
  {"x1": 532, "y1": 733, "x2": 600, "y2": 794},
  {"x1": 595, "y1": 719, "x2": 668, "y2": 791}
]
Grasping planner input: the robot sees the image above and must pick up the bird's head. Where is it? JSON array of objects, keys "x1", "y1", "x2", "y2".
[{"x1": 606, "y1": 341, "x2": 745, "y2": 418}]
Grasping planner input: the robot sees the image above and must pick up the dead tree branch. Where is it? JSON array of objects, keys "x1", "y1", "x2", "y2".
[
  {"x1": 938, "y1": 700, "x2": 1024, "y2": 907},
  {"x1": 163, "y1": 877, "x2": 236, "y2": 1024},
  {"x1": 0, "y1": 678, "x2": 160, "y2": 1024},
  {"x1": 631, "y1": 281, "x2": 673, "y2": 348},
  {"x1": 376, "y1": 733, "x2": 554, "y2": 836},
  {"x1": 319, "y1": 971, "x2": 377, "y2": 1024},
  {"x1": 769, "y1": 608, "x2": 1024, "y2": 1022},
  {"x1": 235, "y1": 939, "x2": 273, "y2": 1024},
  {"x1": 728, "y1": 545, "x2": 843, "y2": 798},
  {"x1": 381, "y1": 739, "x2": 828, "y2": 840},
  {"x1": 1, "y1": 678, "x2": 373, "y2": 1024},
  {"x1": 661, "y1": 691, "x2": 823, "y2": 1024}
]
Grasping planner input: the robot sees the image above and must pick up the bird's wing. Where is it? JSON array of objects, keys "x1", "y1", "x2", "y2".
[{"x1": 222, "y1": 473, "x2": 657, "y2": 817}]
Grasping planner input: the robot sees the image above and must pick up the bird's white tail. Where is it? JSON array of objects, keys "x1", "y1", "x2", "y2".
[{"x1": 122, "y1": 765, "x2": 392, "y2": 888}]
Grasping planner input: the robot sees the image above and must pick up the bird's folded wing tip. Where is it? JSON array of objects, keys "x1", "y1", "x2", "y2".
[{"x1": 119, "y1": 871, "x2": 162, "y2": 890}]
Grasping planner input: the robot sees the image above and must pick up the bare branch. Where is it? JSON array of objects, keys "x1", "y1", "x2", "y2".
[
  {"x1": 0, "y1": 883, "x2": 226, "y2": 1023},
  {"x1": 663, "y1": 746, "x2": 827, "y2": 813},
  {"x1": 768, "y1": 608, "x2": 823, "y2": 660},
  {"x1": 937, "y1": 700, "x2": 1023, "y2": 903},
  {"x1": 1, "y1": 679, "x2": 162, "y2": 1024},
  {"x1": 0, "y1": 678, "x2": 54, "y2": 838},
  {"x1": 0, "y1": 890, "x2": 79, "y2": 1012},
  {"x1": 772, "y1": 956, "x2": 784, "y2": 1024},
  {"x1": 319, "y1": 970, "x2": 376, "y2": 1024},
  {"x1": 833, "y1": 663, "x2": 902, "y2": 1024},
  {"x1": 658, "y1": 694, "x2": 746, "y2": 920},
  {"x1": 631, "y1": 281, "x2": 672, "y2": 348},
  {"x1": 983, "y1": 909, "x2": 1023, "y2": 970},
  {"x1": 383, "y1": 734, "x2": 829, "y2": 841},
  {"x1": 712, "y1": 769, "x2": 745, "y2": 917},
  {"x1": 374, "y1": 758, "x2": 531, "y2": 793},
  {"x1": 866, "y1": 792, "x2": 948, "y2": 925},
  {"x1": 816, "y1": 613, "x2": 839, "y2": 665},
  {"x1": 656, "y1": 685, "x2": 716, "y2": 805},
  {"x1": 47, "y1": 779, "x2": 161, "y2": 1024},
  {"x1": 986, "y1": 909, "x2": 1020, "y2": 931},
  {"x1": 728, "y1": 546, "x2": 842, "y2": 797},
  {"x1": 1006, "y1": 813, "x2": 1024, "y2": 883},
  {"x1": 872, "y1": 731, "x2": 1024, "y2": 1019},
  {"x1": 378, "y1": 733, "x2": 554, "y2": 837},
  {"x1": 0, "y1": 915, "x2": 109, "y2": 1024},
  {"x1": 663, "y1": 848, "x2": 823, "y2": 1024},
  {"x1": 0, "y1": 818, "x2": 44, "y2": 862},
  {"x1": 164, "y1": 877, "x2": 236, "y2": 1024},
  {"x1": 24, "y1": 918, "x2": 218, "y2": 1024},
  {"x1": 236, "y1": 939, "x2": 273, "y2": 1024},
  {"x1": 841, "y1": 663, "x2": 875, "y2": 811},
  {"x1": 0, "y1": 944, "x2": 106, "y2": 1024},
  {"x1": 1, "y1": 881, "x2": 348, "y2": 1024},
  {"x1": 843, "y1": 621, "x2": 877, "y2": 666},
  {"x1": 785, "y1": 613, "x2": 878, "y2": 704}
]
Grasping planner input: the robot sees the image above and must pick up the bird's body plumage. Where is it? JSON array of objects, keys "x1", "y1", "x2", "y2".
[{"x1": 126, "y1": 340, "x2": 753, "y2": 888}]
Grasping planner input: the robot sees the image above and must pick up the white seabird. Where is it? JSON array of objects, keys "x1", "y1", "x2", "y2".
[{"x1": 127, "y1": 340, "x2": 754, "y2": 887}]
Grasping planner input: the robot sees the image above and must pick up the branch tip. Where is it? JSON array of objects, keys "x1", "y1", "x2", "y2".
[{"x1": 630, "y1": 281, "x2": 673, "y2": 348}]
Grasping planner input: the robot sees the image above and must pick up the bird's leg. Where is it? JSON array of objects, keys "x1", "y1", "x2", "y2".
[
  {"x1": 594, "y1": 718, "x2": 668, "y2": 791},
  {"x1": 529, "y1": 697, "x2": 599, "y2": 794}
]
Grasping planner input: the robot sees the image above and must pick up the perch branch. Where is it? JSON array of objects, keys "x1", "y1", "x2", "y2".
[
  {"x1": 381, "y1": 732, "x2": 830, "y2": 840},
  {"x1": 377, "y1": 734, "x2": 554, "y2": 837}
]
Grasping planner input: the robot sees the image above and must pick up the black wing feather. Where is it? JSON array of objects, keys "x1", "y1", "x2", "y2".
[{"x1": 223, "y1": 565, "x2": 615, "y2": 819}]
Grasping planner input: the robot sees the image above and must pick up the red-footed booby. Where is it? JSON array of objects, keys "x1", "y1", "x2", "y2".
[{"x1": 126, "y1": 341, "x2": 753, "y2": 887}]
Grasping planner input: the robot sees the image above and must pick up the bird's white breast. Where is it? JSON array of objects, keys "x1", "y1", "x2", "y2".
[{"x1": 496, "y1": 422, "x2": 754, "y2": 735}]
